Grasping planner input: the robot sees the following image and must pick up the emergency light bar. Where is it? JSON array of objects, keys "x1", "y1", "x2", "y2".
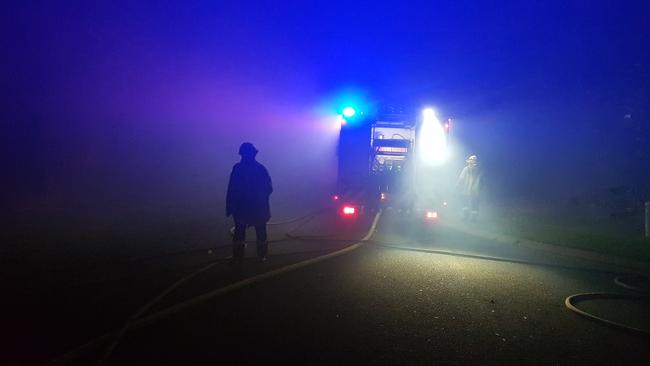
[
  {"x1": 342, "y1": 107, "x2": 356, "y2": 118},
  {"x1": 376, "y1": 146, "x2": 408, "y2": 154}
]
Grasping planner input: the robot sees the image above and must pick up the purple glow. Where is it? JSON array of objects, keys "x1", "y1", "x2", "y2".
[{"x1": 4, "y1": 1, "x2": 649, "y2": 270}]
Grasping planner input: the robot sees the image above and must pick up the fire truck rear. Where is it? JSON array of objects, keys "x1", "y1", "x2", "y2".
[{"x1": 334, "y1": 105, "x2": 451, "y2": 224}]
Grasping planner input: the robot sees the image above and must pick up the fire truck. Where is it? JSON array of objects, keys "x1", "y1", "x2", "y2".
[{"x1": 334, "y1": 104, "x2": 452, "y2": 223}]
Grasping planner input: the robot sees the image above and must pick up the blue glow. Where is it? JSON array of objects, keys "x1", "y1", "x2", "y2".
[{"x1": 342, "y1": 107, "x2": 356, "y2": 118}]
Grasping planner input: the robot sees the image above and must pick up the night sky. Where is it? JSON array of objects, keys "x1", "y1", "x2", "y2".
[{"x1": 3, "y1": 1, "x2": 649, "y2": 243}]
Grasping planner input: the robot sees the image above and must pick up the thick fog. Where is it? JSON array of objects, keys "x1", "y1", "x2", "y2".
[{"x1": 3, "y1": 2, "x2": 649, "y2": 265}]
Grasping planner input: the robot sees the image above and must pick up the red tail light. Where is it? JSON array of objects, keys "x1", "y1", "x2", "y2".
[
  {"x1": 339, "y1": 204, "x2": 359, "y2": 219},
  {"x1": 425, "y1": 211, "x2": 438, "y2": 219},
  {"x1": 332, "y1": 195, "x2": 340, "y2": 201}
]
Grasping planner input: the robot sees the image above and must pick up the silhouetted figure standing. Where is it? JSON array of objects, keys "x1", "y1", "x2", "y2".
[
  {"x1": 226, "y1": 143, "x2": 273, "y2": 262},
  {"x1": 457, "y1": 155, "x2": 481, "y2": 222}
]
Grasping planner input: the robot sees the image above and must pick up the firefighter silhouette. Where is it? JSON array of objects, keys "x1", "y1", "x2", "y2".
[
  {"x1": 457, "y1": 155, "x2": 481, "y2": 222},
  {"x1": 226, "y1": 142, "x2": 273, "y2": 262}
]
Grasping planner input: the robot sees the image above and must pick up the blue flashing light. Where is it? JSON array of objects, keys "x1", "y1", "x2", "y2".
[{"x1": 342, "y1": 107, "x2": 356, "y2": 118}]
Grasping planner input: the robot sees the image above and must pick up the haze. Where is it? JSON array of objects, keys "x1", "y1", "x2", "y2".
[{"x1": 3, "y1": 1, "x2": 649, "y2": 265}]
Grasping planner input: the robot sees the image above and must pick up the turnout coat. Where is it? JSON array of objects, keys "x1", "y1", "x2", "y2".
[
  {"x1": 226, "y1": 158, "x2": 273, "y2": 225},
  {"x1": 458, "y1": 165, "x2": 481, "y2": 197}
]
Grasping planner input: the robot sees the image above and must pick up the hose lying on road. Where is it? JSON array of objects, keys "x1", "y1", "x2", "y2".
[
  {"x1": 48, "y1": 208, "x2": 372, "y2": 366},
  {"x1": 373, "y1": 240, "x2": 650, "y2": 337},
  {"x1": 99, "y1": 209, "x2": 328, "y2": 265},
  {"x1": 121, "y1": 209, "x2": 327, "y2": 263},
  {"x1": 267, "y1": 209, "x2": 328, "y2": 225},
  {"x1": 613, "y1": 274, "x2": 650, "y2": 293},
  {"x1": 564, "y1": 292, "x2": 650, "y2": 337},
  {"x1": 228, "y1": 208, "x2": 327, "y2": 237},
  {"x1": 47, "y1": 210, "x2": 648, "y2": 365},
  {"x1": 58, "y1": 211, "x2": 333, "y2": 289},
  {"x1": 372, "y1": 241, "x2": 624, "y2": 275},
  {"x1": 94, "y1": 260, "x2": 221, "y2": 366},
  {"x1": 565, "y1": 273, "x2": 650, "y2": 337}
]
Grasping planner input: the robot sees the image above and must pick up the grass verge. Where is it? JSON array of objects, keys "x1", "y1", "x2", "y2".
[{"x1": 471, "y1": 203, "x2": 650, "y2": 263}]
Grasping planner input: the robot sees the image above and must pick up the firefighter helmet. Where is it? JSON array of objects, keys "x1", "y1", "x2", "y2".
[{"x1": 239, "y1": 142, "x2": 258, "y2": 157}]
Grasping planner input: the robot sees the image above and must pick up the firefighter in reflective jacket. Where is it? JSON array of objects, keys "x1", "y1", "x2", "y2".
[
  {"x1": 457, "y1": 155, "x2": 481, "y2": 222},
  {"x1": 226, "y1": 142, "x2": 273, "y2": 262}
]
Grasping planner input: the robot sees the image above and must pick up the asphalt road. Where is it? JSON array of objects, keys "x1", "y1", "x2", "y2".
[{"x1": 9, "y1": 209, "x2": 650, "y2": 365}]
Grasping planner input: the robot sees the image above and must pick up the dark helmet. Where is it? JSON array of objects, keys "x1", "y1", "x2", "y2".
[{"x1": 239, "y1": 142, "x2": 258, "y2": 157}]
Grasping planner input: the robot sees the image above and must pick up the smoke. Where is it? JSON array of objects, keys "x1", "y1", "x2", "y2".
[
  {"x1": 2, "y1": 12, "x2": 344, "y2": 262},
  {"x1": 4, "y1": 1, "x2": 649, "y2": 264}
]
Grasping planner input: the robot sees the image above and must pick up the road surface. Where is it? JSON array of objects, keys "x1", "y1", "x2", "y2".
[{"x1": 8, "y1": 209, "x2": 650, "y2": 365}]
